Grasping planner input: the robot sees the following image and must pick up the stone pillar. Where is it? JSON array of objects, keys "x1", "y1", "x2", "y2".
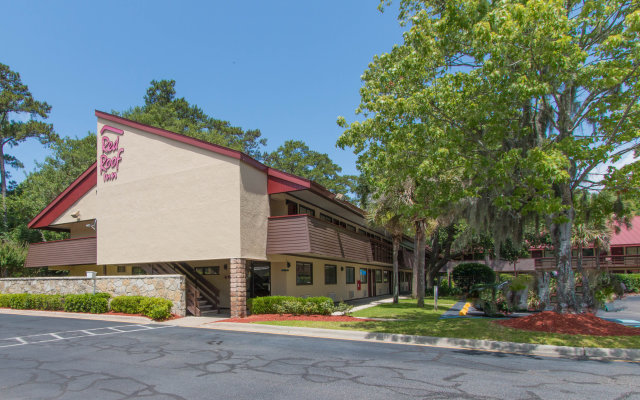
[{"x1": 230, "y1": 258, "x2": 247, "y2": 318}]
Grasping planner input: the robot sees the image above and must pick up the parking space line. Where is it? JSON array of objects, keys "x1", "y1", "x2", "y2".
[{"x1": 0, "y1": 324, "x2": 174, "y2": 348}]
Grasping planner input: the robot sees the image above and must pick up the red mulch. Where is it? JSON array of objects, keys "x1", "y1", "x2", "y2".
[
  {"x1": 495, "y1": 311, "x2": 640, "y2": 336},
  {"x1": 223, "y1": 314, "x2": 373, "y2": 323}
]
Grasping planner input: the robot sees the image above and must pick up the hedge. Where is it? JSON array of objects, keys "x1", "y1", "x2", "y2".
[
  {"x1": 614, "y1": 274, "x2": 640, "y2": 293},
  {"x1": 0, "y1": 293, "x2": 172, "y2": 320},
  {"x1": 248, "y1": 296, "x2": 334, "y2": 315},
  {"x1": 110, "y1": 295, "x2": 173, "y2": 320}
]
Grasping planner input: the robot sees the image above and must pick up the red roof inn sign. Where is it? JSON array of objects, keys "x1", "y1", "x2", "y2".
[{"x1": 100, "y1": 125, "x2": 124, "y2": 182}]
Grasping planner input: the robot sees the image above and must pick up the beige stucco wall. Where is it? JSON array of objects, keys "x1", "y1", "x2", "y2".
[
  {"x1": 239, "y1": 162, "x2": 269, "y2": 259},
  {"x1": 96, "y1": 119, "x2": 245, "y2": 264},
  {"x1": 52, "y1": 188, "x2": 97, "y2": 226},
  {"x1": 266, "y1": 255, "x2": 391, "y2": 302}
]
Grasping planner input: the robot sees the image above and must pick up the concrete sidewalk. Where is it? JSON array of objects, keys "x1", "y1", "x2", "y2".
[{"x1": 597, "y1": 295, "x2": 640, "y2": 327}]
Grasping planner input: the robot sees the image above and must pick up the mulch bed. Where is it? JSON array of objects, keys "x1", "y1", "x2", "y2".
[
  {"x1": 496, "y1": 311, "x2": 640, "y2": 336},
  {"x1": 223, "y1": 314, "x2": 373, "y2": 323}
]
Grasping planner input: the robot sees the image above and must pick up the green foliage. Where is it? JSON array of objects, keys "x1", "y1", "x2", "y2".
[
  {"x1": 264, "y1": 140, "x2": 356, "y2": 197},
  {"x1": 110, "y1": 295, "x2": 173, "y2": 320},
  {"x1": 0, "y1": 239, "x2": 27, "y2": 277},
  {"x1": 117, "y1": 79, "x2": 266, "y2": 160},
  {"x1": 452, "y1": 263, "x2": 496, "y2": 294},
  {"x1": 613, "y1": 274, "x2": 640, "y2": 293},
  {"x1": 63, "y1": 294, "x2": 108, "y2": 314},
  {"x1": 249, "y1": 296, "x2": 334, "y2": 315},
  {"x1": 339, "y1": 0, "x2": 640, "y2": 310},
  {"x1": 0, "y1": 63, "x2": 57, "y2": 229}
]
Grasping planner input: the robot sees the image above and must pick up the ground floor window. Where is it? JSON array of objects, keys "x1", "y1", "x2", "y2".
[
  {"x1": 132, "y1": 266, "x2": 146, "y2": 275},
  {"x1": 324, "y1": 264, "x2": 337, "y2": 284},
  {"x1": 195, "y1": 266, "x2": 220, "y2": 275},
  {"x1": 383, "y1": 270, "x2": 389, "y2": 283},
  {"x1": 116, "y1": 266, "x2": 126, "y2": 273},
  {"x1": 296, "y1": 262, "x2": 313, "y2": 285},
  {"x1": 375, "y1": 269, "x2": 382, "y2": 283},
  {"x1": 346, "y1": 267, "x2": 355, "y2": 284}
]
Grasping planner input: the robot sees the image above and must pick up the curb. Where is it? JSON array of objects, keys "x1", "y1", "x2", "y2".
[
  {"x1": 203, "y1": 322, "x2": 640, "y2": 362},
  {"x1": 2, "y1": 308, "x2": 638, "y2": 362}
]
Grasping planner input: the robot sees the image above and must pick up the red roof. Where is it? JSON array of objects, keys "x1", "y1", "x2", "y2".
[
  {"x1": 28, "y1": 112, "x2": 364, "y2": 230},
  {"x1": 611, "y1": 215, "x2": 640, "y2": 247}
]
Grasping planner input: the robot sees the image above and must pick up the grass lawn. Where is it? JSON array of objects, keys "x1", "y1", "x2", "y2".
[{"x1": 255, "y1": 298, "x2": 640, "y2": 349}]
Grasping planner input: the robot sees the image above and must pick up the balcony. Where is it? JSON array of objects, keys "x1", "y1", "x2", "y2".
[
  {"x1": 534, "y1": 254, "x2": 640, "y2": 271},
  {"x1": 25, "y1": 237, "x2": 97, "y2": 268},
  {"x1": 267, "y1": 215, "x2": 393, "y2": 265}
]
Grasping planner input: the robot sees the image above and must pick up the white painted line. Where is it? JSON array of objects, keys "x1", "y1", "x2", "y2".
[{"x1": 0, "y1": 324, "x2": 175, "y2": 349}]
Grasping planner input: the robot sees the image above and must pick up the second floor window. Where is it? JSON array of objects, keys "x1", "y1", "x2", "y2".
[{"x1": 299, "y1": 204, "x2": 315, "y2": 217}]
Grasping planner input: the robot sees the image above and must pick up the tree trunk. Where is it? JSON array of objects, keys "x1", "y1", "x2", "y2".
[
  {"x1": 426, "y1": 228, "x2": 440, "y2": 290},
  {"x1": 415, "y1": 219, "x2": 426, "y2": 308},
  {"x1": 412, "y1": 234, "x2": 418, "y2": 299},
  {"x1": 392, "y1": 234, "x2": 400, "y2": 304},
  {"x1": 536, "y1": 271, "x2": 551, "y2": 310},
  {"x1": 576, "y1": 244, "x2": 593, "y2": 310},
  {"x1": 0, "y1": 143, "x2": 6, "y2": 232},
  {"x1": 550, "y1": 209, "x2": 577, "y2": 312}
]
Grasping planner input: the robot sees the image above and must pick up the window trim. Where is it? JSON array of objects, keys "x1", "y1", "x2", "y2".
[
  {"x1": 296, "y1": 261, "x2": 313, "y2": 285},
  {"x1": 375, "y1": 269, "x2": 382, "y2": 283},
  {"x1": 324, "y1": 264, "x2": 337, "y2": 285}
]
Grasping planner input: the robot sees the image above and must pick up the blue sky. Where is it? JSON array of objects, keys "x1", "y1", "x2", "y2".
[{"x1": 1, "y1": 1, "x2": 406, "y2": 183}]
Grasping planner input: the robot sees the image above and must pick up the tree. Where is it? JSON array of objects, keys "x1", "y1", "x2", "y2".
[
  {"x1": 264, "y1": 140, "x2": 357, "y2": 196},
  {"x1": 0, "y1": 239, "x2": 26, "y2": 277},
  {"x1": 366, "y1": 187, "x2": 408, "y2": 303},
  {"x1": 8, "y1": 134, "x2": 96, "y2": 243},
  {"x1": 0, "y1": 63, "x2": 56, "y2": 230},
  {"x1": 341, "y1": 0, "x2": 640, "y2": 312},
  {"x1": 118, "y1": 80, "x2": 267, "y2": 159}
]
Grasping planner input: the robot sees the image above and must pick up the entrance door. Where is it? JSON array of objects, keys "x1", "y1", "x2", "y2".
[
  {"x1": 367, "y1": 269, "x2": 375, "y2": 297},
  {"x1": 248, "y1": 261, "x2": 271, "y2": 298}
]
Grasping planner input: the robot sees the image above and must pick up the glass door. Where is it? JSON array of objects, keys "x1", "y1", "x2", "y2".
[{"x1": 248, "y1": 261, "x2": 271, "y2": 298}]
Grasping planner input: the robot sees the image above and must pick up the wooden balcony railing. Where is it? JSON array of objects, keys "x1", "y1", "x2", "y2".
[
  {"x1": 25, "y1": 237, "x2": 97, "y2": 268},
  {"x1": 534, "y1": 254, "x2": 640, "y2": 270}
]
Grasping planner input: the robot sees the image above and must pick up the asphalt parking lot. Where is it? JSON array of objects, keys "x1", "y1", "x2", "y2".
[{"x1": 0, "y1": 314, "x2": 639, "y2": 400}]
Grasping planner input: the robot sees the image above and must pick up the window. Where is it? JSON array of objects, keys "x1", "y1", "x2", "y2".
[
  {"x1": 116, "y1": 266, "x2": 126, "y2": 273},
  {"x1": 360, "y1": 268, "x2": 367, "y2": 284},
  {"x1": 286, "y1": 200, "x2": 298, "y2": 215},
  {"x1": 324, "y1": 265, "x2": 337, "y2": 285},
  {"x1": 346, "y1": 267, "x2": 355, "y2": 284},
  {"x1": 339, "y1": 221, "x2": 347, "y2": 229},
  {"x1": 375, "y1": 269, "x2": 382, "y2": 283},
  {"x1": 383, "y1": 270, "x2": 389, "y2": 283},
  {"x1": 299, "y1": 204, "x2": 315, "y2": 217},
  {"x1": 195, "y1": 266, "x2": 220, "y2": 275},
  {"x1": 530, "y1": 250, "x2": 543, "y2": 258},
  {"x1": 132, "y1": 266, "x2": 146, "y2": 275},
  {"x1": 346, "y1": 224, "x2": 356, "y2": 232},
  {"x1": 296, "y1": 262, "x2": 313, "y2": 285},
  {"x1": 320, "y1": 213, "x2": 333, "y2": 223}
]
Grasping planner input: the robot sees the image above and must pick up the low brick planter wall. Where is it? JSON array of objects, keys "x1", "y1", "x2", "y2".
[{"x1": 0, "y1": 275, "x2": 186, "y2": 316}]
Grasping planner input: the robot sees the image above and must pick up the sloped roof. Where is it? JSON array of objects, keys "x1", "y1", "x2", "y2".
[
  {"x1": 611, "y1": 215, "x2": 640, "y2": 246},
  {"x1": 28, "y1": 112, "x2": 364, "y2": 230}
]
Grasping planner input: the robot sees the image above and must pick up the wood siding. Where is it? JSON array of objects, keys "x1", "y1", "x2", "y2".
[
  {"x1": 267, "y1": 215, "x2": 378, "y2": 264},
  {"x1": 25, "y1": 237, "x2": 97, "y2": 268}
]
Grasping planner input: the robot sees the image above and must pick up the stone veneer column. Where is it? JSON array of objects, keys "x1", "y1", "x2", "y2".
[{"x1": 230, "y1": 258, "x2": 247, "y2": 318}]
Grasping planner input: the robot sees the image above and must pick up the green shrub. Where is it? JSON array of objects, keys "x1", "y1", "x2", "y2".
[
  {"x1": 249, "y1": 296, "x2": 334, "y2": 315},
  {"x1": 110, "y1": 296, "x2": 146, "y2": 314},
  {"x1": 613, "y1": 274, "x2": 640, "y2": 293},
  {"x1": 452, "y1": 263, "x2": 496, "y2": 294},
  {"x1": 0, "y1": 294, "x2": 10, "y2": 308},
  {"x1": 30, "y1": 294, "x2": 63, "y2": 311},
  {"x1": 110, "y1": 295, "x2": 172, "y2": 320},
  {"x1": 9, "y1": 294, "x2": 31, "y2": 309},
  {"x1": 63, "y1": 294, "x2": 108, "y2": 314},
  {"x1": 499, "y1": 274, "x2": 515, "y2": 283}
]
